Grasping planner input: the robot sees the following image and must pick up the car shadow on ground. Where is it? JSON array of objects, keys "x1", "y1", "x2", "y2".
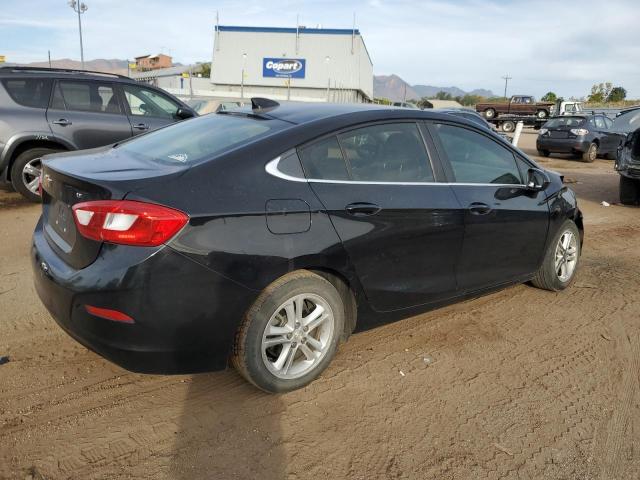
[{"x1": 170, "y1": 370, "x2": 287, "y2": 480}]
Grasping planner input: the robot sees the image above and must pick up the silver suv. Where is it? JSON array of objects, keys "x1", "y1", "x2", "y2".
[{"x1": 0, "y1": 67, "x2": 196, "y2": 201}]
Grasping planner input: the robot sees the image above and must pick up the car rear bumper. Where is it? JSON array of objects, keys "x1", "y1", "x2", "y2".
[
  {"x1": 32, "y1": 217, "x2": 258, "y2": 374},
  {"x1": 537, "y1": 137, "x2": 591, "y2": 153}
]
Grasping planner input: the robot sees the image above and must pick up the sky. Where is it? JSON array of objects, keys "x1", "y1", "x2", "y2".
[{"x1": 1, "y1": 0, "x2": 639, "y2": 99}]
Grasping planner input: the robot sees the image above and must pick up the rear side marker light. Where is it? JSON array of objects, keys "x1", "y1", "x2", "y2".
[
  {"x1": 72, "y1": 200, "x2": 188, "y2": 246},
  {"x1": 85, "y1": 305, "x2": 135, "y2": 324}
]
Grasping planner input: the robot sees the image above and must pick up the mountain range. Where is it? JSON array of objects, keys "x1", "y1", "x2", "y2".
[{"x1": 373, "y1": 74, "x2": 495, "y2": 102}]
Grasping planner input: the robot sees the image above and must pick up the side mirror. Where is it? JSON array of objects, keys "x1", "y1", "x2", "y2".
[
  {"x1": 175, "y1": 107, "x2": 195, "y2": 120},
  {"x1": 526, "y1": 168, "x2": 550, "y2": 191}
]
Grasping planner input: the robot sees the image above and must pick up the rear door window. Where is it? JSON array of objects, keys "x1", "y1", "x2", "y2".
[
  {"x1": 298, "y1": 137, "x2": 350, "y2": 180},
  {"x1": 594, "y1": 116, "x2": 606, "y2": 129},
  {"x1": 433, "y1": 123, "x2": 522, "y2": 185},
  {"x1": 51, "y1": 81, "x2": 121, "y2": 114},
  {"x1": 2, "y1": 78, "x2": 52, "y2": 108},
  {"x1": 338, "y1": 123, "x2": 433, "y2": 182}
]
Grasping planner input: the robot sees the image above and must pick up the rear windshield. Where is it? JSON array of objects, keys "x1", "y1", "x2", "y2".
[
  {"x1": 116, "y1": 113, "x2": 280, "y2": 165},
  {"x1": 544, "y1": 117, "x2": 585, "y2": 128}
]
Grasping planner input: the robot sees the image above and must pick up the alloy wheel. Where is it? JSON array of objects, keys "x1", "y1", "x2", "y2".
[
  {"x1": 261, "y1": 293, "x2": 335, "y2": 379},
  {"x1": 554, "y1": 230, "x2": 578, "y2": 282},
  {"x1": 22, "y1": 158, "x2": 42, "y2": 195}
]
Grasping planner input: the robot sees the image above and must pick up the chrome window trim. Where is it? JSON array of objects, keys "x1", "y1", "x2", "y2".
[{"x1": 265, "y1": 156, "x2": 526, "y2": 188}]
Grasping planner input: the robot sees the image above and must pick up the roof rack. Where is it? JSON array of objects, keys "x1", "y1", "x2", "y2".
[{"x1": 0, "y1": 66, "x2": 131, "y2": 79}]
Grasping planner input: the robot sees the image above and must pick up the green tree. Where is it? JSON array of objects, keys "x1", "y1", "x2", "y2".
[
  {"x1": 541, "y1": 91, "x2": 557, "y2": 102},
  {"x1": 588, "y1": 82, "x2": 613, "y2": 103},
  {"x1": 607, "y1": 86, "x2": 627, "y2": 102},
  {"x1": 197, "y1": 62, "x2": 211, "y2": 78},
  {"x1": 435, "y1": 91, "x2": 453, "y2": 100}
]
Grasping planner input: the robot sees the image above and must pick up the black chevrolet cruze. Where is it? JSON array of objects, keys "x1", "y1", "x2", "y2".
[{"x1": 32, "y1": 99, "x2": 583, "y2": 393}]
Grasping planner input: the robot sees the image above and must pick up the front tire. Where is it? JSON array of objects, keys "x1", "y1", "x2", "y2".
[
  {"x1": 10, "y1": 147, "x2": 62, "y2": 202},
  {"x1": 619, "y1": 175, "x2": 640, "y2": 205},
  {"x1": 536, "y1": 109, "x2": 549, "y2": 119},
  {"x1": 232, "y1": 270, "x2": 345, "y2": 393},
  {"x1": 537, "y1": 149, "x2": 551, "y2": 157},
  {"x1": 484, "y1": 108, "x2": 496, "y2": 119},
  {"x1": 531, "y1": 220, "x2": 581, "y2": 291}
]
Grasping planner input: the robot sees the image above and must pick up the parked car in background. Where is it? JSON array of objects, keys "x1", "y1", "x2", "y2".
[
  {"x1": 0, "y1": 66, "x2": 197, "y2": 201},
  {"x1": 392, "y1": 101, "x2": 419, "y2": 109},
  {"x1": 476, "y1": 95, "x2": 554, "y2": 120},
  {"x1": 436, "y1": 108, "x2": 496, "y2": 131},
  {"x1": 613, "y1": 110, "x2": 640, "y2": 205},
  {"x1": 537, "y1": 114, "x2": 615, "y2": 162},
  {"x1": 33, "y1": 99, "x2": 583, "y2": 393},
  {"x1": 186, "y1": 97, "x2": 246, "y2": 115}
]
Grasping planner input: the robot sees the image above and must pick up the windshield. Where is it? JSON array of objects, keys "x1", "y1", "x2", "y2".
[
  {"x1": 544, "y1": 117, "x2": 585, "y2": 129},
  {"x1": 117, "y1": 113, "x2": 281, "y2": 165},
  {"x1": 611, "y1": 110, "x2": 640, "y2": 133}
]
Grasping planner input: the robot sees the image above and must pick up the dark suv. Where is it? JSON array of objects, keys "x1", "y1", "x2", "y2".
[
  {"x1": 0, "y1": 67, "x2": 196, "y2": 201},
  {"x1": 536, "y1": 114, "x2": 616, "y2": 162}
]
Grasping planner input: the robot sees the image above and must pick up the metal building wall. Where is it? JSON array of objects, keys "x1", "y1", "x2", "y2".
[{"x1": 210, "y1": 26, "x2": 373, "y2": 102}]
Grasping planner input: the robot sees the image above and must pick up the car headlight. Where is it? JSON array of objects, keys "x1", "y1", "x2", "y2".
[
  {"x1": 538, "y1": 128, "x2": 548, "y2": 135},
  {"x1": 570, "y1": 128, "x2": 589, "y2": 136}
]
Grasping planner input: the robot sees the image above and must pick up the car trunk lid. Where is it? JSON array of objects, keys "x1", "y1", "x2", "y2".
[{"x1": 41, "y1": 146, "x2": 189, "y2": 269}]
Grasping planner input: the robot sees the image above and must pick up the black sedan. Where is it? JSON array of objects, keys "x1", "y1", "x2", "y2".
[
  {"x1": 537, "y1": 114, "x2": 615, "y2": 162},
  {"x1": 33, "y1": 99, "x2": 583, "y2": 393}
]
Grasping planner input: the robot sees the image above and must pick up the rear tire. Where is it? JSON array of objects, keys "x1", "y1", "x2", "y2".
[
  {"x1": 581, "y1": 143, "x2": 597, "y2": 163},
  {"x1": 10, "y1": 147, "x2": 62, "y2": 202},
  {"x1": 502, "y1": 121, "x2": 516, "y2": 133},
  {"x1": 531, "y1": 220, "x2": 580, "y2": 291},
  {"x1": 619, "y1": 175, "x2": 640, "y2": 205},
  {"x1": 232, "y1": 270, "x2": 345, "y2": 393},
  {"x1": 538, "y1": 149, "x2": 551, "y2": 157},
  {"x1": 484, "y1": 108, "x2": 496, "y2": 119}
]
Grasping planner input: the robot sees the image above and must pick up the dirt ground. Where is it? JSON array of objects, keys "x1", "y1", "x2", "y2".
[{"x1": 1, "y1": 131, "x2": 639, "y2": 480}]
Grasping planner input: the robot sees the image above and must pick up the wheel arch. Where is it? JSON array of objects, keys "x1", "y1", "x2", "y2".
[
  {"x1": 309, "y1": 267, "x2": 359, "y2": 341},
  {"x1": 4, "y1": 136, "x2": 72, "y2": 180}
]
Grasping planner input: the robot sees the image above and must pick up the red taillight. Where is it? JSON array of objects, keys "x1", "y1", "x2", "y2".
[
  {"x1": 72, "y1": 200, "x2": 188, "y2": 246},
  {"x1": 85, "y1": 305, "x2": 135, "y2": 323}
]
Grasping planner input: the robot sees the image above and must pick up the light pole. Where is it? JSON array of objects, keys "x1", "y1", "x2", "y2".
[
  {"x1": 68, "y1": 0, "x2": 88, "y2": 69},
  {"x1": 241, "y1": 53, "x2": 247, "y2": 99},
  {"x1": 325, "y1": 56, "x2": 331, "y2": 102}
]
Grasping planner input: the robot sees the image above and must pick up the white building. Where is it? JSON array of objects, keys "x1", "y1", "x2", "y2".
[{"x1": 210, "y1": 25, "x2": 373, "y2": 103}]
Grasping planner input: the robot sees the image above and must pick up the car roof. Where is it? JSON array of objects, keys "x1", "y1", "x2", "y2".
[
  {"x1": 0, "y1": 66, "x2": 136, "y2": 84},
  {"x1": 250, "y1": 101, "x2": 455, "y2": 125}
]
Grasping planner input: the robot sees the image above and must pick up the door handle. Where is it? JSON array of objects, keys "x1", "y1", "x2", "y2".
[
  {"x1": 345, "y1": 202, "x2": 381, "y2": 216},
  {"x1": 133, "y1": 123, "x2": 149, "y2": 131},
  {"x1": 52, "y1": 119, "x2": 72, "y2": 126},
  {"x1": 468, "y1": 202, "x2": 492, "y2": 215}
]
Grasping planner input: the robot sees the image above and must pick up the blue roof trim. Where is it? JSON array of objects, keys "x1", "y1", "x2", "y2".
[{"x1": 217, "y1": 25, "x2": 360, "y2": 35}]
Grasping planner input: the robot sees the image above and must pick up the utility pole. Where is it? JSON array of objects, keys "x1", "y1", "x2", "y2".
[
  {"x1": 48, "y1": 50, "x2": 52, "y2": 68},
  {"x1": 502, "y1": 74, "x2": 512, "y2": 99},
  {"x1": 325, "y1": 56, "x2": 331, "y2": 102},
  {"x1": 240, "y1": 53, "x2": 247, "y2": 99},
  {"x1": 68, "y1": 0, "x2": 88, "y2": 69}
]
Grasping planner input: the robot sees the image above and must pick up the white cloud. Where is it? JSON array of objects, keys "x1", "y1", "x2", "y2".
[{"x1": 1, "y1": 0, "x2": 638, "y2": 98}]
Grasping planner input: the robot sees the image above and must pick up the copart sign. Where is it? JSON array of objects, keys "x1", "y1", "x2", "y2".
[{"x1": 263, "y1": 58, "x2": 306, "y2": 78}]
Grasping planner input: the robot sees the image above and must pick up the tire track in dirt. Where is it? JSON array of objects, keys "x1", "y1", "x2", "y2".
[{"x1": 598, "y1": 328, "x2": 640, "y2": 480}]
